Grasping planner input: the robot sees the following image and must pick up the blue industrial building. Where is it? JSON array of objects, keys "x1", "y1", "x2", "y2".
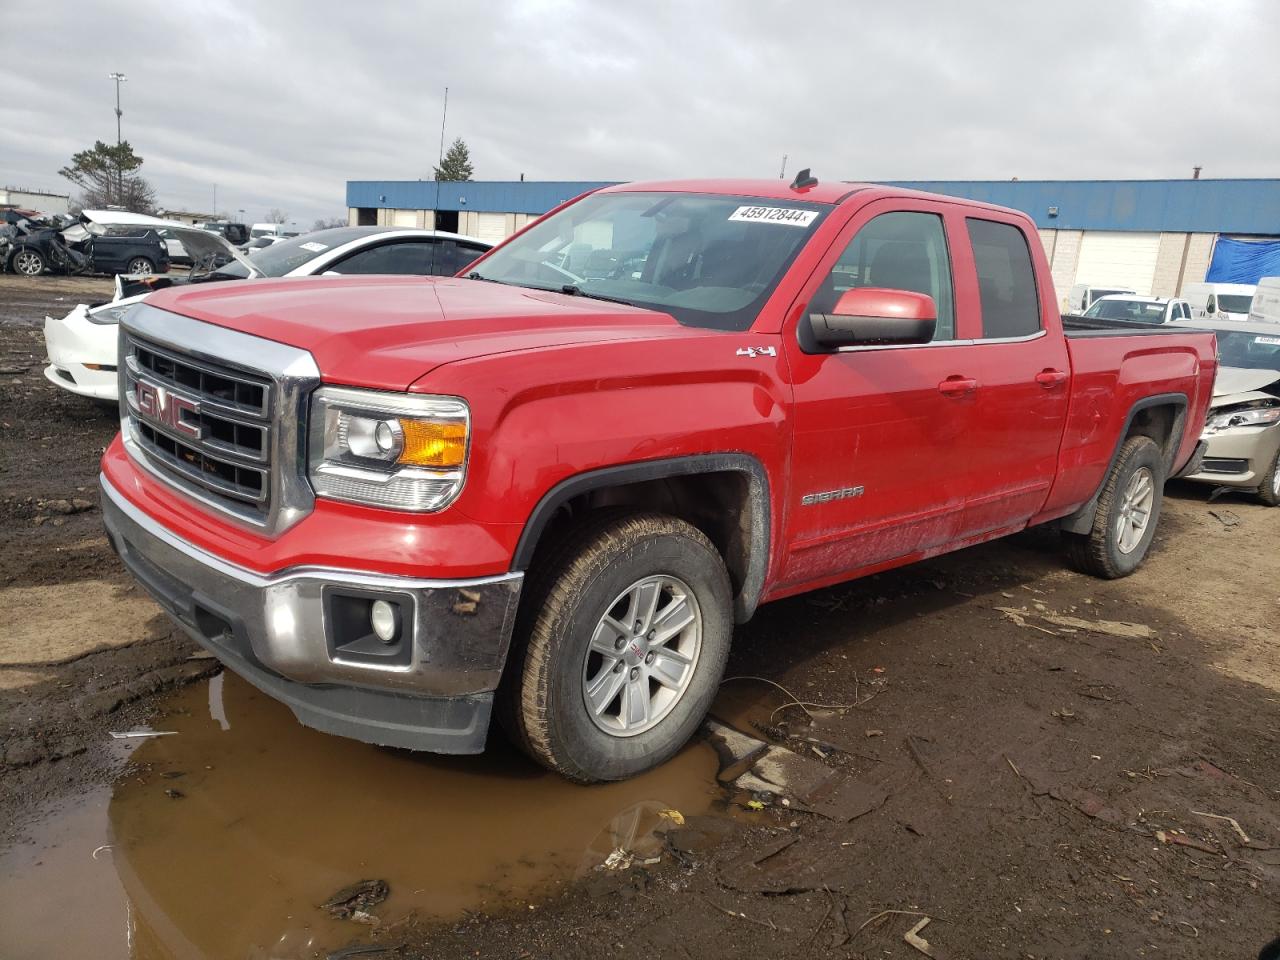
[{"x1": 346, "y1": 177, "x2": 1280, "y2": 293}]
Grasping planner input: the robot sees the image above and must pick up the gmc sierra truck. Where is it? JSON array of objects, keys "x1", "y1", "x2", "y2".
[{"x1": 100, "y1": 177, "x2": 1217, "y2": 782}]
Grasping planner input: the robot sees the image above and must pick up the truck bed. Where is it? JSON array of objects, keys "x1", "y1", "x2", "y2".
[{"x1": 1062, "y1": 315, "x2": 1190, "y2": 336}]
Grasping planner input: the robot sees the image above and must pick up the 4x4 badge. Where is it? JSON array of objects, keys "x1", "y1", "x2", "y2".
[{"x1": 736, "y1": 346, "x2": 777, "y2": 358}]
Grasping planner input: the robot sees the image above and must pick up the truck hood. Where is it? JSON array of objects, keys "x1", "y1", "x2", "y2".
[
  {"x1": 144, "y1": 275, "x2": 693, "y2": 389},
  {"x1": 1212, "y1": 366, "x2": 1280, "y2": 399}
]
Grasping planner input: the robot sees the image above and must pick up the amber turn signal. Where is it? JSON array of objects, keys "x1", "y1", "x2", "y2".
[{"x1": 397, "y1": 419, "x2": 467, "y2": 468}]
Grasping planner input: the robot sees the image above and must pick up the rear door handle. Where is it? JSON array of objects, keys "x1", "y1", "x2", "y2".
[
  {"x1": 1035, "y1": 368, "x2": 1069, "y2": 388},
  {"x1": 938, "y1": 376, "x2": 979, "y2": 396}
]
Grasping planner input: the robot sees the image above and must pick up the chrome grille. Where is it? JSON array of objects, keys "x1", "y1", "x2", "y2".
[
  {"x1": 123, "y1": 332, "x2": 274, "y2": 516},
  {"x1": 119, "y1": 304, "x2": 321, "y2": 536}
]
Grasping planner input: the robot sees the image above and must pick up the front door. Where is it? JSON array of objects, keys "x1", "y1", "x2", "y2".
[{"x1": 779, "y1": 202, "x2": 986, "y2": 590}]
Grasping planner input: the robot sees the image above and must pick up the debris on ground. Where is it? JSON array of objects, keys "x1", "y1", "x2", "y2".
[
  {"x1": 1190, "y1": 810, "x2": 1250, "y2": 844},
  {"x1": 996, "y1": 606, "x2": 1155, "y2": 640},
  {"x1": 657, "y1": 808, "x2": 685, "y2": 826},
  {"x1": 321, "y1": 880, "x2": 390, "y2": 921},
  {"x1": 108, "y1": 730, "x2": 178, "y2": 739},
  {"x1": 904, "y1": 916, "x2": 941, "y2": 957},
  {"x1": 598, "y1": 847, "x2": 661, "y2": 871},
  {"x1": 1208, "y1": 508, "x2": 1242, "y2": 528},
  {"x1": 163, "y1": 788, "x2": 184, "y2": 799}
]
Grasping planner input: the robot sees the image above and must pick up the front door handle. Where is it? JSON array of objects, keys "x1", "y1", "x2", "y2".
[
  {"x1": 1035, "y1": 368, "x2": 1069, "y2": 388},
  {"x1": 938, "y1": 376, "x2": 979, "y2": 397}
]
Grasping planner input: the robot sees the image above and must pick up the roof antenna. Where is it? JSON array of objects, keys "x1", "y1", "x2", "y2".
[{"x1": 790, "y1": 167, "x2": 818, "y2": 191}]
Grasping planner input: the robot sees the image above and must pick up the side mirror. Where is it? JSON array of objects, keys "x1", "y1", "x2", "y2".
[{"x1": 808, "y1": 288, "x2": 937, "y2": 348}]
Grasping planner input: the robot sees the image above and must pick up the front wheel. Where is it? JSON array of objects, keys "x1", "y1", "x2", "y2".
[
  {"x1": 126, "y1": 257, "x2": 155, "y2": 276},
  {"x1": 1257, "y1": 444, "x2": 1280, "y2": 507},
  {"x1": 503, "y1": 513, "x2": 733, "y2": 782},
  {"x1": 11, "y1": 249, "x2": 45, "y2": 276},
  {"x1": 1064, "y1": 435, "x2": 1165, "y2": 578}
]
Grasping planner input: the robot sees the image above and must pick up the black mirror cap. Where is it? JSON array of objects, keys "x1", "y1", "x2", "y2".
[{"x1": 807, "y1": 311, "x2": 937, "y2": 349}]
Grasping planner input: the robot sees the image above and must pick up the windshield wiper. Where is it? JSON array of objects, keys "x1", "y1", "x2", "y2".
[{"x1": 557, "y1": 284, "x2": 633, "y2": 306}]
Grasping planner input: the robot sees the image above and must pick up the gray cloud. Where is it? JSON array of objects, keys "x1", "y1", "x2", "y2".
[{"x1": 2, "y1": 0, "x2": 1276, "y2": 226}]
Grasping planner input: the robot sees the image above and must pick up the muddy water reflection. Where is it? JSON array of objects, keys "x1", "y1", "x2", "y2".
[{"x1": 107, "y1": 673, "x2": 720, "y2": 958}]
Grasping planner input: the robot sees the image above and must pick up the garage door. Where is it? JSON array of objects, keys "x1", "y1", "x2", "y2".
[
  {"x1": 1074, "y1": 231, "x2": 1160, "y2": 295},
  {"x1": 473, "y1": 213, "x2": 508, "y2": 244},
  {"x1": 391, "y1": 210, "x2": 418, "y2": 228}
]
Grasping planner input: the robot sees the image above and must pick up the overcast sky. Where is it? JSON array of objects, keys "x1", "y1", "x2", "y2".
[{"x1": 3, "y1": 0, "x2": 1277, "y2": 226}]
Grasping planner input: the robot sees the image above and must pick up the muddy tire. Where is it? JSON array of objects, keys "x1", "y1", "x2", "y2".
[
  {"x1": 502, "y1": 512, "x2": 732, "y2": 782},
  {"x1": 1257, "y1": 446, "x2": 1280, "y2": 507},
  {"x1": 1064, "y1": 436, "x2": 1165, "y2": 579}
]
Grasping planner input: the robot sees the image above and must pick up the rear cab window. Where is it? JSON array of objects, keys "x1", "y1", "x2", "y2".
[{"x1": 966, "y1": 218, "x2": 1042, "y2": 339}]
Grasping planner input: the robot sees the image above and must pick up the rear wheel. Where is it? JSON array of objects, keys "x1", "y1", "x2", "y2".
[
  {"x1": 1257, "y1": 446, "x2": 1280, "y2": 507},
  {"x1": 12, "y1": 249, "x2": 45, "y2": 276},
  {"x1": 1064, "y1": 436, "x2": 1165, "y2": 579},
  {"x1": 503, "y1": 513, "x2": 732, "y2": 782},
  {"x1": 126, "y1": 256, "x2": 155, "y2": 276}
]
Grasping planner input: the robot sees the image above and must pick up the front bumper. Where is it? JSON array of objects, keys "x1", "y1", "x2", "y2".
[
  {"x1": 43, "y1": 307, "x2": 119, "y2": 400},
  {"x1": 1184, "y1": 423, "x2": 1280, "y2": 490},
  {"x1": 101, "y1": 473, "x2": 523, "y2": 754}
]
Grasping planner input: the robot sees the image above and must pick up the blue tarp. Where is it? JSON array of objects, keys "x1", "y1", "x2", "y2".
[{"x1": 1206, "y1": 237, "x2": 1280, "y2": 283}]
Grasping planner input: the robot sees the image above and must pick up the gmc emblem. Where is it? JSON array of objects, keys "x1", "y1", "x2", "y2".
[{"x1": 135, "y1": 380, "x2": 201, "y2": 440}]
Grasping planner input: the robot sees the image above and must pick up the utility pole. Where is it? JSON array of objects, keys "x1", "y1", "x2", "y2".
[
  {"x1": 779, "y1": 154, "x2": 788, "y2": 179},
  {"x1": 1193, "y1": 166, "x2": 1202, "y2": 180},
  {"x1": 212, "y1": 184, "x2": 217, "y2": 216},
  {"x1": 108, "y1": 72, "x2": 127, "y2": 204}
]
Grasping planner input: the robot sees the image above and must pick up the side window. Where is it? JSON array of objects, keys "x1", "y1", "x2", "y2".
[
  {"x1": 425, "y1": 241, "x2": 489, "y2": 276},
  {"x1": 813, "y1": 211, "x2": 956, "y2": 341},
  {"x1": 967, "y1": 218, "x2": 1041, "y2": 339},
  {"x1": 329, "y1": 242, "x2": 433, "y2": 276}
]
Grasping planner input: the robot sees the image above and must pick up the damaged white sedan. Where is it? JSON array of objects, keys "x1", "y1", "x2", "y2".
[
  {"x1": 1173, "y1": 318, "x2": 1280, "y2": 505},
  {"x1": 43, "y1": 224, "x2": 492, "y2": 401}
]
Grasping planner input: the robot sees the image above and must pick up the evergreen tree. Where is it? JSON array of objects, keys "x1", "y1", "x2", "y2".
[{"x1": 433, "y1": 138, "x2": 474, "y2": 181}]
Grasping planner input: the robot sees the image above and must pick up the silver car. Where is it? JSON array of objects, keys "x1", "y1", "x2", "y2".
[{"x1": 1171, "y1": 317, "x2": 1280, "y2": 505}]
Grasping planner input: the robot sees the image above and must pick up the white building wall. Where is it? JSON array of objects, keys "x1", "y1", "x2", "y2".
[
  {"x1": 1151, "y1": 233, "x2": 1187, "y2": 297},
  {"x1": 1045, "y1": 229, "x2": 1083, "y2": 309},
  {"x1": 1180, "y1": 234, "x2": 1217, "y2": 292},
  {"x1": 0, "y1": 188, "x2": 70, "y2": 215}
]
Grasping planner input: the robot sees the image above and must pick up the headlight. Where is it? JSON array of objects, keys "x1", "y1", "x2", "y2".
[
  {"x1": 1204, "y1": 403, "x2": 1280, "y2": 435},
  {"x1": 86, "y1": 302, "x2": 137, "y2": 325},
  {"x1": 308, "y1": 386, "x2": 469, "y2": 511}
]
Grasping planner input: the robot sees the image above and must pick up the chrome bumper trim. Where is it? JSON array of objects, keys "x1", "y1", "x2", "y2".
[{"x1": 101, "y1": 473, "x2": 523, "y2": 697}]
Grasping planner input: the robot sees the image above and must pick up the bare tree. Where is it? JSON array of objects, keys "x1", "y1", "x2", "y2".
[
  {"x1": 267, "y1": 208, "x2": 289, "y2": 224},
  {"x1": 312, "y1": 217, "x2": 347, "y2": 231}
]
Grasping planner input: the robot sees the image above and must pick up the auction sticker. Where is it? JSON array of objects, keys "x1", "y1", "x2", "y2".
[
  {"x1": 1255, "y1": 335, "x2": 1280, "y2": 345},
  {"x1": 299, "y1": 241, "x2": 328, "y2": 252},
  {"x1": 728, "y1": 206, "x2": 818, "y2": 227}
]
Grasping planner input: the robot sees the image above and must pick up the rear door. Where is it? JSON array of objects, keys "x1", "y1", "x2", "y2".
[
  {"x1": 960, "y1": 216, "x2": 1071, "y2": 535},
  {"x1": 779, "y1": 200, "x2": 986, "y2": 588}
]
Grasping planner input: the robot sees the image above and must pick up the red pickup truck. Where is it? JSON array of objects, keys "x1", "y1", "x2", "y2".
[{"x1": 100, "y1": 177, "x2": 1216, "y2": 781}]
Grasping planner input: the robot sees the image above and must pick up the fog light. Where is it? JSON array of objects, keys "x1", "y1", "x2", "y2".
[{"x1": 370, "y1": 600, "x2": 399, "y2": 644}]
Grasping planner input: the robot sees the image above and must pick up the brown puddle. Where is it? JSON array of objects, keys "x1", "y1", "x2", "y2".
[{"x1": 0, "y1": 672, "x2": 722, "y2": 959}]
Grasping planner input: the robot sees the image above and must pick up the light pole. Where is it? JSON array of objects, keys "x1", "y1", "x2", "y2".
[{"x1": 108, "y1": 72, "x2": 127, "y2": 205}]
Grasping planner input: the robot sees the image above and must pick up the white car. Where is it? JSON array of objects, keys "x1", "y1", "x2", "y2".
[
  {"x1": 43, "y1": 226, "x2": 493, "y2": 401},
  {"x1": 1081, "y1": 294, "x2": 1193, "y2": 324}
]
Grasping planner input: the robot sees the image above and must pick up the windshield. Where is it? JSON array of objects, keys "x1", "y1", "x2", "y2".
[
  {"x1": 1084, "y1": 299, "x2": 1168, "y2": 322},
  {"x1": 470, "y1": 191, "x2": 828, "y2": 330},
  {"x1": 1218, "y1": 294, "x2": 1254, "y2": 314},
  {"x1": 211, "y1": 228, "x2": 366, "y2": 278},
  {"x1": 1215, "y1": 330, "x2": 1280, "y2": 371}
]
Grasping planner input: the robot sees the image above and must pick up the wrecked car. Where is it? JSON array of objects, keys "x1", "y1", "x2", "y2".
[
  {"x1": 5, "y1": 209, "x2": 171, "y2": 277},
  {"x1": 1171, "y1": 317, "x2": 1280, "y2": 504}
]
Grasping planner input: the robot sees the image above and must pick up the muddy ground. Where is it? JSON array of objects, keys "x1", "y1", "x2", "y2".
[{"x1": 1, "y1": 273, "x2": 1278, "y2": 959}]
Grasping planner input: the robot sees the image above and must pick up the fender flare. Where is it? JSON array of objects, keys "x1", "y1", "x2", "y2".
[
  {"x1": 1059, "y1": 392, "x2": 1189, "y2": 535},
  {"x1": 510, "y1": 453, "x2": 772, "y2": 622}
]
